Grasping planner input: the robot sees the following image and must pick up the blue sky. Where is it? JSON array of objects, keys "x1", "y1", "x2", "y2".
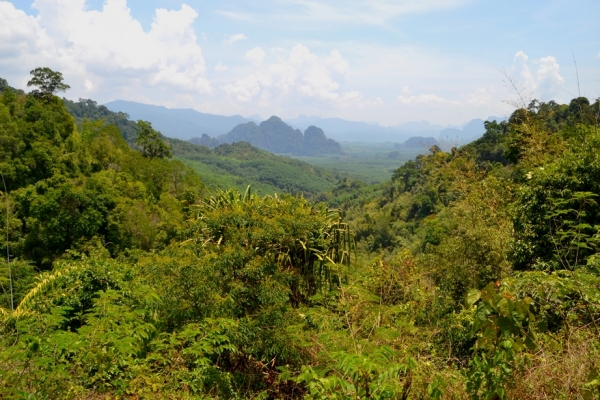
[{"x1": 1, "y1": 0, "x2": 599, "y2": 126}]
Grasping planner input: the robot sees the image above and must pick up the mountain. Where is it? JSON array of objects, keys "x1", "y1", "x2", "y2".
[
  {"x1": 219, "y1": 116, "x2": 342, "y2": 156},
  {"x1": 286, "y1": 115, "x2": 507, "y2": 144},
  {"x1": 396, "y1": 136, "x2": 438, "y2": 149},
  {"x1": 189, "y1": 134, "x2": 220, "y2": 148},
  {"x1": 393, "y1": 120, "x2": 445, "y2": 131},
  {"x1": 303, "y1": 126, "x2": 343, "y2": 155},
  {"x1": 104, "y1": 100, "x2": 254, "y2": 140},
  {"x1": 438, "y1": 116, "x2": 507, "y2": 145},
  {"x1": 285, "y1": 116, "x2": 412, "y2": 142}
]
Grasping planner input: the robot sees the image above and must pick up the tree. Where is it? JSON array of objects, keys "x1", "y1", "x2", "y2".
[
  {"x1": 26, "y1": 67, "x2": 70, "y2": 100},
  {"x1": 135, "y1": 120, "x2": 172, "y2": 159}
]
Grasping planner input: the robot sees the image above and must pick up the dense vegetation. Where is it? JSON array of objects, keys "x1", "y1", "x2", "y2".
[{"x1": 1, "y1": 69, "x2": 600, "y2": 399}]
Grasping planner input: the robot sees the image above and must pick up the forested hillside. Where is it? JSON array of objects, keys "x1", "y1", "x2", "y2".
[{"x1": 1, "y1": 69, "x2": 600, "y2": 399}]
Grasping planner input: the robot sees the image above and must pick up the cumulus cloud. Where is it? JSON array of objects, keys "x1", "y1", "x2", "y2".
[
  {"x1": 223, "y1": 33, "x2": 247, "y2": 45},
  {"x1": 0, "y1": 2, "x2": 54, "y2": 79},
  {"x1": 223, "y1": 74, "x2": 261, "y2": 102},
  {"x1": 366, "y1": 96, "x2": 385, "y2": 107},
  {"x1": 398, "y1": 93, "x2": 453, "y2": 105},
  {"x1": 465, "y1": 87, "x2": 491, "y2": 106},
  {"x1": 396, "y1": 87, "x2": 499, "y2": 115},
  {"x1": 325, "y1": 50, "x2": 349, "y2": 77},
  {"x1": 245, "y1": 47, "x2": 266, "y2": 66},
  {"x1": 510, "y1": 51, "x2": 564, "y2": 100},
  {"x1": 535, "y1": 56, "x2": 564, "y2": 95},
  {"x1": 84, "y1": 79, "x2": 94, "y2": 92},
  {"x1": 512, "y1": 51, "x2": 534, "y2": 89},
  {"x1": 0, "y1": 0, "x2": 211, "y2": 96},
  {"x1": 214, "y1": 62, "x2": 229, "y2": 72},
  {"x1": 221, "y1": 44, "x2": 381, "y2": 111}
]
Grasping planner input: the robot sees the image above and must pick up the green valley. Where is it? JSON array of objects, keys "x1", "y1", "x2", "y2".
[{"x1": 292, "y1": 141, "x2": 423, "y2": 184}]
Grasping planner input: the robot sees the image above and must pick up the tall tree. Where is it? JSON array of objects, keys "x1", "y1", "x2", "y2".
[
  {"x1": 26, "y1": 67, "x2": 70, "y2": 101},
  {"x1": 135, "y1": 120, "x2": 172, "y2": 159}
]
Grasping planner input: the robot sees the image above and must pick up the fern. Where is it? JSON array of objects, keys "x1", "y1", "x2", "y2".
[{"x1": 1, "y1": 263, "x2": 81, "y2": 320}]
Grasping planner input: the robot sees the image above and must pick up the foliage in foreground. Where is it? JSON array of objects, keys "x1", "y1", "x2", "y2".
[{"x1": 1, "y1": 70, "x2": 600, "y2": 398}]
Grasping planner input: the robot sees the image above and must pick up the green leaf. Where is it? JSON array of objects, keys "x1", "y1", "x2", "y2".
[
  {"x1": 497, "y1": 298, "x2": 510, "y2": 317},
  {"x1": 466, "y1": 289, "x2": 481, "y2": 307}
]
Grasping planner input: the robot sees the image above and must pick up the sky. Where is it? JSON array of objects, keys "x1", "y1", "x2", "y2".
[{"x1": 1, "y1": 0, "x2": 599, "y2": 126}]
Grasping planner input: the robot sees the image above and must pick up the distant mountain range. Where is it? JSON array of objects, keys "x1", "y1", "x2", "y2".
[
  {"x1": 285, "y1": 115, "x2": 506, "y2": 145},
  {"x1": 438, "y1": 118, "x2": 496, "y2": 146},
  {"x1": 396, "y1": 136, "x2": 438, "y2": 149},
  {"x1": 285, "y1": 116, "x2": 416, "y2": 142},
  {"x1": 104, "y1": 100, "x2": 506, "y2": 145},
  {"x1": 104, "y1": 100, "x2": 256, "y2": 140},
  {"x1": 217, "y1": 116, "x2": 342, "y2": 156}
]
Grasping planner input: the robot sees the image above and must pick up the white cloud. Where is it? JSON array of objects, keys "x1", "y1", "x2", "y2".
[
  {"x1": 0, "y1": 1, "x2": 54, "y2": 79},
  {"x1": 367, "y1": 97, "x2": 385, "y2": 106},
  {"x1": 325, "y1": 50, "x2": 349, "y2": 77},
  {"x1": 398, "y1": 93, "x2": 451, "y2": 104},
  {"x1": 465, "y1": 87, "x2": 490, "y2": 106},
  {"x1": 510, "y1": 51, "x2": 564, "y2": 101},
  {"x1": 214, "y1": 62, "x2": 229, "y2": 72},
  {"x1": 0, "y1": 0, "x2": 211, "y2": 98},
  {"x1": 398, "y1": 86, "x2": 499, "y2": 111},
  {"x1": 223, "y1": 74, "x2": 262, "y2": 102},
  {"x1": 223, "y1": 33, "x2": 247, "y2": 45},
  {"x1": 221, "y1": 44, "x2": 381, "y2": 110},
  {"x1": 512, "y1": 51, "x2": 534, "y2": 89},
  {"x1": 84, "y1": 79, "x2": 94, "y2": 91},
  {"x1": 535, "y1": 56, "x2": 564, "y2": 95},
  {"x1": 245, "y1": 47, "x2": 266, "y2": 66}
]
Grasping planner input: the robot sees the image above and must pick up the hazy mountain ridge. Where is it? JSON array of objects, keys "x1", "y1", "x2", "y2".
[
  {"x1": 103, "y1": 100, "x2": 505, "y2": 145},
  {"x1": 218, "y1": 116, "x2": 342, "y2": 156},
  {"x1": 397, "y1": 136, "x2": 438, "y2": 149},
  {"x1": 287, "y1": 115, "x2": 507, "y2": 143},
  {"x1": 105, "y1": 100, "x2": 255, "y2": 140}
]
